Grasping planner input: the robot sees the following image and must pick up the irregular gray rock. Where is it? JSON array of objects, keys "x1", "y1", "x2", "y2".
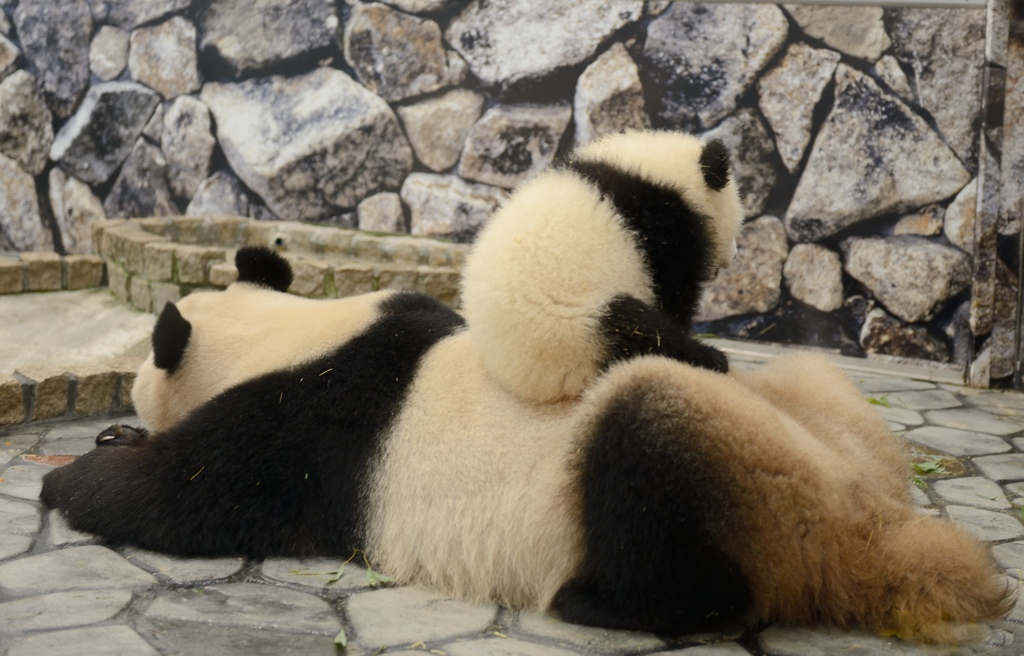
[
  {"x1": 145, "y1": 583, "x2": 339, "y2": 634},
  {"x1": 925, "y1": 407, "x2": 1024, "y2": 436},
  {"x1": 7, "y1": 626, "x2": 159, "y2": 656},
  {"x1": 49, "y1": 167, "x2": 106, "y2": 254},
  {"x1": 446, "y1": 0, "x2": 643, "y2": 91},
  {"x1": 344, "y1": 3, "x2": 458, "y2": 102},
  {"x1": 873, "y1": 54, "x2": 914, "y2": 101},
  {"x1": 0, "y1": 498, "x2": 39, "y2": 535},
  {"x1": 844, "y1": 236, "x2": 971, "y2": 323},
  {"x1": 196, "y1": 0, "x2": 338, "y2": 78},
  {"x1": 90, "y1": 25, "x2": 129, "y2": 82},
  {"x1": 122, "y1": 548, "x2": 243, "y2": 584},
  {"x1": 185, "y1": 171, "x2": 250, "y2": 217},
  {"x1": 893, "y1": 204, "x2": 943, "y2": 237},
  {"x1": 783, "y1": 5, "x2": 890, "y2": 61},
  {"x1": 92, "y1": 0, "x2": 192, "y2": 30},
  {"x1": 0, "y1": 545, "x2": 157, "y2": 594},
  {"x1": 639, "y1": 3, "x2": 787, "y2": 130},
  {"x1": 103, "y1": 138, "x2": 178, "y2": 218},
  {"x1": 346, "y1": 586, "x2": 496, "y2": 646},
  {"x1": 946, "y1": 506, "x2": 1024, "y2": 542},
  {"x1": 759, "y1": 626, "x2": 928, "y2": 656},
  {"x1": 757, "y1": 43, "x2": 840, "y2": 173},
  {"x1": 0, "y1": 33, "x2": 18, "y2": 80},
  {"x1": 358, "y1": 192, "x2": 405, "y2": 233},
  {"x1": 162, "y1": 95, "x2": 215, "y2": 201},
  {"x1": 0, "y1": 590, "x2": 132, "y2": 632},
  {"x1": 974, "y1": 454, "x2": 1024, "y2": 483},
  {"x1": 0, "y1": 153, "x2": 47, "y2": 251},
  {"x1": 459, "y1": 103, "x2": 571, "y2": 189},
  {"x1": 944, "y1": 178, "x2": 977, "y2": 253},
  {"x1": 48, "y1": 510, "x2": 96, "y2": 547},
  {"x1": 786, "y1": 66, "x2": 970, "y2": 243},
  {"x1": 261, "y1": 557, "x2": 370, "y2": 591},
  {"x1": 201, "y1": 68, "x2": 413, "y2": 221},
  {"x1": 932, "y1": 477, "x2": 1010, "y2": 510},
  {"x1": 447, "y1": 639, "x2": 581, "y2": 656},
  {"x1": 518, "y1": 610, "x2": 665, "y2": 652},
  {"x1": 573, "y1": 43, "x2": 650, "y2": 147},
  {"x1": 887, "y1": 9, "x2": 986, "y2": 165},
  {"x1": 128, "y1": 16, "x2": 200, "y2": 99},
  {"x1": 0, "y1": 535, "x2": 32, "y2": 563},
  {"x1": 49, "y1": 81, "x2": 160, "y2": 185},
  {"x1": 13, "y1": 0, "x2": 92, "y2": 117},
  {"x1": 397, "y1": 89, "x2": 484, "y2": 172},
  {"x1": 0, "y1": 70, "x2": 54, "y2": 175},
  {"x1": 783, "y1": 244, "x2": 843, "y2": 313},
  {"x1": 700, "y1": 108, "x2": 777, "y2": 219},
  {"x1": 401, "y1": 172, "x2": 507, "y2": 240},
  {"x1": 909, "y1": 425, "x2": 1011, "y2": 454},
  {"x1": 859, "y1": 307, "x2": 950, "y2": 363},
  {"x1": 698, "y1": 216, "x2": 788, "y2": 322}
]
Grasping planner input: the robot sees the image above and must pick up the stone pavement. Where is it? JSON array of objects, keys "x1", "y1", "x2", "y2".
[{"x1": 4, "y1": 364, "x2": 1024, "y2": 655}]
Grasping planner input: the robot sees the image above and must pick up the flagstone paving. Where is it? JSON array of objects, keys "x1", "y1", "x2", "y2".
[{"x1": 3, "y1": 365, "x2": 1024, "y2": 655}]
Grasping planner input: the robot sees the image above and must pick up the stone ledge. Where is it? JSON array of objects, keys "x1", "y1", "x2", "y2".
[
  {"x1": 94, "y1": 216, "x2": 469, "y2": 312},
  {"x1": 0, "y1": 253, "x2": 105, "y2": 295},
  {"x1": 1, "y1": 357, "x2": 140, "y2": 428}
]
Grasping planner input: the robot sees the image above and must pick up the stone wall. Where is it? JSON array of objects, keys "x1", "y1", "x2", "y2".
[{"x1": 0, "y1": 0, "x2": 1016, "y2": 384}]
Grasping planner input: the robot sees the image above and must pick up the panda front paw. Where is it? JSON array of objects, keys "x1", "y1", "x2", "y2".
[
  {"x1": 693, "y1": 341, "x2": 729, "y2": 374},
  {"x1": 95, "y1": 424, "x2": 149, "y2": 447}
]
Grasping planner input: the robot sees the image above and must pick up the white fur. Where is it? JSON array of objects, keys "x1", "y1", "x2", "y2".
[
  {"x1": 461, "y1": 130, "x2": 744, "y2": 404},
  {"x1": 131, "y1": 285, "x2": 388, "y2": 433}
]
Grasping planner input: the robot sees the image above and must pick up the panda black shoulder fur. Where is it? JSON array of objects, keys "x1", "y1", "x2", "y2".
[
  {"x1": 42, "y1": 245, "x2": 1011, "y2": 642},
  {"x1": 462, "y1": 130, "x2": 744, "y2": 403}
]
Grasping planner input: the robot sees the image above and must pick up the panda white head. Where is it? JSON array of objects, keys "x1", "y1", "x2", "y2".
[
  {"x1": 129, "y1": 247, "x2": 388, "y2": 434},
  {"x1": 575, "y1": 130, "x2": 743, "y2": 274}
]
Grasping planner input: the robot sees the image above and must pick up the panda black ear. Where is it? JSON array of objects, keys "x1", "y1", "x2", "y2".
[
  {"x1": 235, "y1": 246, "x2": 293, "y2": 292},
  {"x1": 152, "y1": 302, "x2": 192, "y2": 373},
  {"x1": 699, "y1": 138, "x2": 732, "y2": 192}
]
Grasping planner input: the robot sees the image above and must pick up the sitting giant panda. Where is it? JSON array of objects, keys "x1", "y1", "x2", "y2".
[
  {"x1": 42, "y1": 245, "x2": 1011, "y2": 642},
  {"x1": 462, "y1": 131, "x2": 744, "y2": 403}
]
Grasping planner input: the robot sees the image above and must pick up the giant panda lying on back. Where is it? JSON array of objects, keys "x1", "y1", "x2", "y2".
[{"x1": 42, "y1": 132, "x2": 1011, "y2": 642}]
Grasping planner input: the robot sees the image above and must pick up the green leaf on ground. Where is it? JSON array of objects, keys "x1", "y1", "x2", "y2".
[
  {"x1": 912, "y1": 459, "x2": 950, "y2": 476},
  {"x1": 366, "y1": 567, "x2": 395, "y2": 587}
]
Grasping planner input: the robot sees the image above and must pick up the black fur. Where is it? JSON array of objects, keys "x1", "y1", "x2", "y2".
[
  {"x1": 236, "y1": 246, "x2": 293, "y2": 292},
  {"x1": 559, "y1": 158, "x2": 727, "y2": 374},
  {"x1": 600, "y1": 295, "x2": 727, "y2": 373},
  {"x1": 553, "y1": 380, "x2": 752, "y2": 634},
  {"x1": 152, "y1": 302, "x2": 192, "y2": 372},
  {"x1": 699, "y1": 139, "x2": 732, "y2": 192},
  {"x1": 42, "y1": 291, "x2": 465, "y2": 558},
  {"x1": 559, "y1": 158, "x2": 719, "y2": 324}
]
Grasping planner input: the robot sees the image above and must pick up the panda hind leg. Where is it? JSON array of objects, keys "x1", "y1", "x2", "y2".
[{"x1": 553, "y1": 376, "x2": 752, "y2": 634}]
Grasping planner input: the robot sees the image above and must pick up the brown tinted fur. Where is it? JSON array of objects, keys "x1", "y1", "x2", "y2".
[{"x1": 618, "y1": 353, "x2": 1014, "y2": 642}]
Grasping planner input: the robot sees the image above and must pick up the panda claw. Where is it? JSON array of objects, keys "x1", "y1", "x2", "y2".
[{"x1": 95, "y1": 425, "x2": 148, "y2": 447}]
